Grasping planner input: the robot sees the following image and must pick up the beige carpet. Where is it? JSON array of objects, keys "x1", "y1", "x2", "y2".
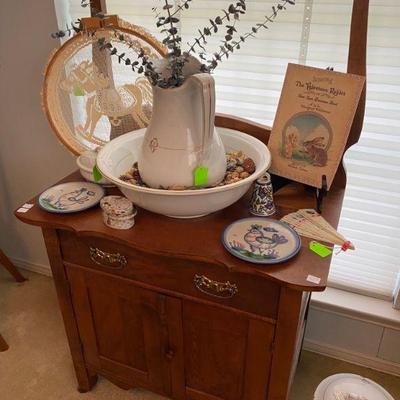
[{"x1": 1, "y1": 269, "x2": 399, "y2": 400}]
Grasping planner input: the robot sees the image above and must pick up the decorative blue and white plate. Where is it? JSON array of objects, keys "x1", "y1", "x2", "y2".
[
  {"x1": 222, "y1": 218, "x2": 301, "y2": 264},
  {"x1": 38, "y1": 182, "x2": 105, "y2": 214}
]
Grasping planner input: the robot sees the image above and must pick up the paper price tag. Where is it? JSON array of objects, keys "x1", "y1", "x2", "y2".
[{"x1": 306, "y1": 275, "x2": 321, "y2": 285}]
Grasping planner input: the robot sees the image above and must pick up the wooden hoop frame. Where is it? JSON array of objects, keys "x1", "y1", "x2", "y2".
[{"x1": 42, "y1": 19, "x2": 167, "y2": 155}]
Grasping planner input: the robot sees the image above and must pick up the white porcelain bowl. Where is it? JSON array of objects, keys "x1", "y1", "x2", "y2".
[
  {"x1": 97, "y1": 128, "x2": 271, "y2": 218},
  {"x1": 77, "y1": 150, "x2": 113, "y2": 186}
]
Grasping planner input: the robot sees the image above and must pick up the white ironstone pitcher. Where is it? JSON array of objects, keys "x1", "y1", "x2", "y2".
[{"x1": 138, "y1": 73, "x2": 226, "y2": 189}]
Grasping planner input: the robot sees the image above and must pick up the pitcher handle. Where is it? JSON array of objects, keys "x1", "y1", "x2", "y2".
[{"x1": 192, "y1": 73, "x2": 216, "y2": 158}]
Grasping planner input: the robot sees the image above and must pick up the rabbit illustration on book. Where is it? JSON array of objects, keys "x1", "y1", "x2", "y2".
[
  {"x1": 279, "y1": 113, "x2": 332, "y2": 168},
  {"x1": 303, "y1": 136, "x2": 328, "y2": 167}
]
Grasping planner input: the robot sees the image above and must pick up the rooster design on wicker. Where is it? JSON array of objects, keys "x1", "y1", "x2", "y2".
[{"x1": 229, "y1": 224, "x2": 289, "y2": 260}]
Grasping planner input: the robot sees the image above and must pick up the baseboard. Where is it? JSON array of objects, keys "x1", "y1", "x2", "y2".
[
  {"x1": 11, "y1": 257, "x2": 52, "y2": 277},
  {"x1": 304, "y1": 338, "x2": 400, "y2": 377}
]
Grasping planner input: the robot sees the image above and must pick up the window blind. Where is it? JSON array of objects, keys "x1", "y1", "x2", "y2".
[
  {"x1": 60, "y1": 0, "x2": 400, "y2": 300},
  {"x1": 307, "y1": 0, "x2": 400, "y2": 300}
]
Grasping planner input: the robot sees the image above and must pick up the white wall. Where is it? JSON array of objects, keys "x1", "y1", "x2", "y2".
[
  {"x1": 305, "y1": 289, "x2": 400, "y2": 376},
  {"x1": 0, "y1": 0, "x2": 75, "y2": 267}
]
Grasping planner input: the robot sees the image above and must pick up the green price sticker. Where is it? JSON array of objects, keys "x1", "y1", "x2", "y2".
[
  {"x1": 194, "y1": 165, "x2": 208, "y2": 187},
  {"x1": 73, "y1": 86, "x2": 85, "y2": 96},
  {"x1": 92, "y1": 165, "x2": 103, "y2": 183},
  {"x1": 309, "y1": 241, "x2": 332, "y2": 258}
]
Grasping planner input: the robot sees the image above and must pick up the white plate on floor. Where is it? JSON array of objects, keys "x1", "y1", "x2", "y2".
[{"x1": 314, "y1": 373, "x2": 395, "y2": 400}]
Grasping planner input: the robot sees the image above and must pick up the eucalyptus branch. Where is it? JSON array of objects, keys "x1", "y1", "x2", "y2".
[
  {"x1": 187, "y1": 1, "x2": 246, "y2": 55},
  {"x1": 156, "y1": 0, "x2": 187, "y2": 86},
  {"x1": 162, "y1": 0, "x2": 181, "y2": 56},
  {"x1": 199, "y1": 19, "x2": 239, "y2": 70},
  {"x1": 152, "y1": 0, "x2": 193, "y2": 72},
  {"x1": 170, "y1": 0, "x2": 193, "y2": 17},
  {"x1": 51, "y1": 0, "x2": 104, "y2": 39},
  {"x1": 96, "y1": 36, "x2": 164, "y2": 86},
  {"x1": 51, "y1": 21, "x2": 82, "y2": 39},
  {"x1": 153, "y1": 0, "x2": 193, "y2": 21},
  {"x1": 49, "y1": 0, "x2": 297, "y2": 88},
  {"x1": 203, "y1": 0, "x2": 295, "y2": 72}
]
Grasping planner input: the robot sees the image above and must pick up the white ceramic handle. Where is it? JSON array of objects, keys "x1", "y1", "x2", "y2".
[{"x1": 192, "y1": 73, "x2": 215, "y2": 160}]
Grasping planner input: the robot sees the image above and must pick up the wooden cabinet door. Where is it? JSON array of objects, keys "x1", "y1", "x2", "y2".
[
  {"x1": 66, "y1": 266, "x2": 177, "y2": 396},
  {"x1": 182, "y1": 300, "x2": 275, "y2": 400}
]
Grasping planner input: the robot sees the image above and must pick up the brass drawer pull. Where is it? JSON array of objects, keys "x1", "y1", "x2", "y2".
[
  {"x1": 194, "y1": 274, "x2": 238, "y2": 299},
  {"x1": 89, "y1": 247, "x2": 127, "y2": 269}
]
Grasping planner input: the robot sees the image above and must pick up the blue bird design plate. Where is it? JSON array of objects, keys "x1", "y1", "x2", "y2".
[
  {"x1": 222, "y1": 218, "x2": 301, "y2": 264},
  {"x1": 38, "y1": 182, "x2": 105, "y2": 214}
]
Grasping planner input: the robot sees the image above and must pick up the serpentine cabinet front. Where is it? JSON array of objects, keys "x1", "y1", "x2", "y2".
[{"x1": 45, "y1": 228, "x2": 308, "y2": 400}]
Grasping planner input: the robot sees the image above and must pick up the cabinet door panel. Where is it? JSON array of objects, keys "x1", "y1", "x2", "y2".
[
  {"x1": 89, "y1": 288, "x2": 147, "y2": 371},
  {"x1": 66, "y1": 266, "x2": 171, "y2": 395},
  {"x1": 183, "y1": 301, "x2": 275, "y2": 400},
  {"x1": 242, "y1": 319, "x2": 275, "y2": 399}
]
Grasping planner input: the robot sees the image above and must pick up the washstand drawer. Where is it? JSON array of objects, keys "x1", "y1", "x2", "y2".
[{"x1": 59, "y1": 230, "x2": 279, "y2": 320}]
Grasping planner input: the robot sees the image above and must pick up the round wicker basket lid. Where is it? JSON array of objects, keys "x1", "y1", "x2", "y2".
[{"x1": 42, "y1": 19, "x2": 166, "y2": 155}]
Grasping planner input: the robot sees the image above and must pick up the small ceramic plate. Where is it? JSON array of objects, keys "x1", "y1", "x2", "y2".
[
  {"x1": 314, "y1": 373, "x2": 394, "y2": 400},
  {"x1": 38, "y1": 182, "x2": 105, "y2": 214},
  {"x1": 222, "y1": 218, "x2": 301, "y2": 264}
]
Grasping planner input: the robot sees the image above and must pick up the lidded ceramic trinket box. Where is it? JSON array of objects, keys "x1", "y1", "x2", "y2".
[{"x1": 100, "y1": 195, "x2": 137, "y2": 230}]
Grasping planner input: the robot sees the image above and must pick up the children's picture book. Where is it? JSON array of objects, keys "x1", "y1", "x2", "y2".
[{"x1": 268, "y1": 63, "x2": 365, "y2": 189}]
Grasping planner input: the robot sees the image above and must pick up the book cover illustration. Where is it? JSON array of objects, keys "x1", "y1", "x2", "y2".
[{"x1": 268, "y1": 64, "x2": 365, "y2": 189}]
